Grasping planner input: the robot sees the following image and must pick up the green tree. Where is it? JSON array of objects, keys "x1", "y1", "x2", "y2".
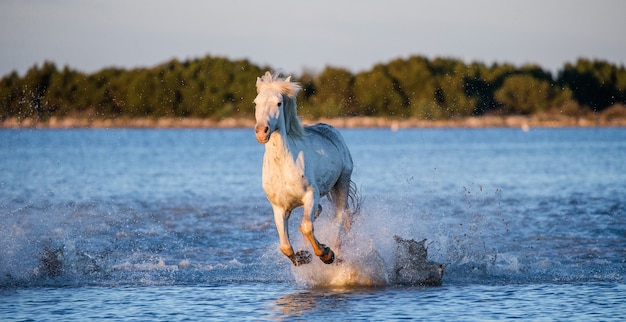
[
  {"x1": 89, "y1": 67, "x2": 128, "y2": 118},
  {"x1": 0, "y1": 71, "x2": 21, "y2": 120},
  {"x1": 558, "y1": 58, "x2": 626, "y2": 111},
  {"x1": 494, "y1": 74, "x2": 567, "y2": 114},
  {"x1": 353, "y1": 64, "x2": 408, "y2": 117},
  {"x1": 307, "y1": 66, "x2": 355, "y2": 118},
  {"x1": 430, "y1": 58, "x2": 477, "y2": 118},
  {"x1": 386, "y1": 56, "x2": 436, "y2": 118},
  {"x1": 2, "y1": 54, "x2": 625, "y2": 122},
  {"x1": 17, "y1": 62, "x2": 59, "y2": 120},
  {"x1": 43, "y1": 65, "x2": 87, "y2": 118}
]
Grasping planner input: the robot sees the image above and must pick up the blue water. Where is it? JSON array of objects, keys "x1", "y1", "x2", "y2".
[{"x1": 1, "y1": 127, "x2": 625, "y2": 320}]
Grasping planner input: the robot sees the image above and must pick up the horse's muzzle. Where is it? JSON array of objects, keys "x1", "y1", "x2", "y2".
[{"x1": 255, "y1": 123, "x2": 270, "y2": 144}]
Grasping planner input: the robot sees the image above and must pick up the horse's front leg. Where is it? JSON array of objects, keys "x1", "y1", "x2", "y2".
[
  {"x1": 272, "y1": 206, "x2": 311, "y2": 266},
  {"x1": 300, "y1": 191, "x2": 335, "y2": 264}
]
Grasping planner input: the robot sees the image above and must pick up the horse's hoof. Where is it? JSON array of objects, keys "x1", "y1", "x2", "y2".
[
  {"x1": 291, "y1": 250, "x2": 312, "y2": 266},
  {"x1": 319, "y1": 246, "x2": 335, "y2": 264}
]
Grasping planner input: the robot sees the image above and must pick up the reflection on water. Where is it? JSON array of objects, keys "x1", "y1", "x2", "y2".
[
  {"x1": 274, "y1": 288, "x2": 369, "y2": 318},
  {"x1": 275, "y1": 290, "x2": 337, "y2": 317}
]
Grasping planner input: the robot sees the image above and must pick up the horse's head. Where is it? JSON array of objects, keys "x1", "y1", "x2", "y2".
[
  {"x1": 253, "y1": 72, "x2": 301, "y2": 144},
  {"x1": 254, "y1": 86, "x2": 284, "y2": 144}
]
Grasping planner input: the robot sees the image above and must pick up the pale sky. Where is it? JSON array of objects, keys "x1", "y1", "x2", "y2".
[{"x1": 1, "y1": 0, "x2": 625, "y2": 77}]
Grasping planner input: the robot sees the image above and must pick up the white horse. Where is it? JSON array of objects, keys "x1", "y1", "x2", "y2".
[{"x1": 254, "y1": 71, "x2": 359, "y2": 266}]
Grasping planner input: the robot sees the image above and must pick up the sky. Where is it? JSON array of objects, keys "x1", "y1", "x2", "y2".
[{"x1": 1, "y1": 0, "x2": 625, "y2": 78}]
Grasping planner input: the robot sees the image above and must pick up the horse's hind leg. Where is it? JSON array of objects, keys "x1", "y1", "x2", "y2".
[
  {"x1": 329, "y1": 174, "x2": 352, "y2": 258},
  {"x1": 300, "y1": 190, "x2": 334, "y2": 264},
  {"x1": 331, "y1": 175, "x2": 352, "y2": 230}
]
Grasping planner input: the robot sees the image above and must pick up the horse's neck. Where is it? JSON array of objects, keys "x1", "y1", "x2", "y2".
[
  {"x1": 265, "y1": 109, "x2": 307, "y2": 161},
  {"x1": 265, "y1": 127, "x2": 302, "y2": 165},
  {"x1": 282, "y1": 97, "x2": 305, "y2": 138},
  {"x1": 266, "y1": 130, "x2": 289, "y2": 153}
]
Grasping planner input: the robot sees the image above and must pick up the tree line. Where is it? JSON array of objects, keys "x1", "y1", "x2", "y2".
[{"x1": 1, "y1": 55, "x2": 625, "y2": 122}]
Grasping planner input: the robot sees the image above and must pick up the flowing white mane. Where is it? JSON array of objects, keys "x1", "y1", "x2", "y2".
[{"x1": 256, "y1": 71, "x2": 305, "y2": 138}]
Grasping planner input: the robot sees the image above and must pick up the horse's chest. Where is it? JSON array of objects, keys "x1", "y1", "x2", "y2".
[
  {"x1": 262, "y1": 154, "x2": 307, "y2": 204},
  {"x1": 261, "y1": 139, "x2": 341, "y2": 208}
]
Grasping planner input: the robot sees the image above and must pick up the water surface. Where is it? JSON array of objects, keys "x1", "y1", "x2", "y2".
[{"x1": 1, "y1": 128, "x2": 624, "y2": 320}]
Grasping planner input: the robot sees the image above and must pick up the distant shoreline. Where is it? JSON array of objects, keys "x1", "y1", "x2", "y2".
[{"x1": 2, "y1": 113, "x2": 625, "y2": 129}]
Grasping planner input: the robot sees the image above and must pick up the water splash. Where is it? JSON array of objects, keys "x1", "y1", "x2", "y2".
[
  {"x1": 288, "y1": 202, "x2": 443, "y2": 288},
  {"x1": 286, "y1": 182, "x2": 545, "y2": 287}
]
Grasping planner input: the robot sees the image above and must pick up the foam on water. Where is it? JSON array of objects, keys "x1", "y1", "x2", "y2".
[
  {"x1": 287, "y1": 198, "x2": 446, "y2": 288},
  {"x1": 0, "y1": 199, "x2": 278, "y2": 287},
  {"x1": 290, "y1": 216, "x2": 389, "y2": 288}
]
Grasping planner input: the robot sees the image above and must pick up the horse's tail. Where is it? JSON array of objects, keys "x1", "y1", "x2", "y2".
[{"x1": 347, "y1": 180, "x2": 363, "y2": 223}]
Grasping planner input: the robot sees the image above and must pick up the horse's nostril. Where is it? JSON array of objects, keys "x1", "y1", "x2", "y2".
[{"x1": 255, "y1": 124, "x2": 270, "y2": 136}]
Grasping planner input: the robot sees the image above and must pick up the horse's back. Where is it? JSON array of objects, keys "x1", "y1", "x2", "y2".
[
  {"x1": 305, "y1": 123, "x2": 353, "y2": 168},
  {"x1": 305, "y1": 123, "x2": 340, "y2": 140}
]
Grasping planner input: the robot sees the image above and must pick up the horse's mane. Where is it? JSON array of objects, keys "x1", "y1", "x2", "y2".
[{"x1": 256, "y1": 71, "x2": 305, "y2": 138}]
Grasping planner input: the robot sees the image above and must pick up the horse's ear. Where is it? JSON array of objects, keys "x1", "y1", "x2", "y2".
[
  {"x1": 285, "y1": 76, "x2": 292, "y2": 83},
  {"x1": 256, "y1": 77, "x2": 262, "y2": 93}
]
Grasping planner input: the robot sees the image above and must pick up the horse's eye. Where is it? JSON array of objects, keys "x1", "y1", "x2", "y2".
[{"x1": 277, "y1": 102, "x2": 282, "y2": 107}]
